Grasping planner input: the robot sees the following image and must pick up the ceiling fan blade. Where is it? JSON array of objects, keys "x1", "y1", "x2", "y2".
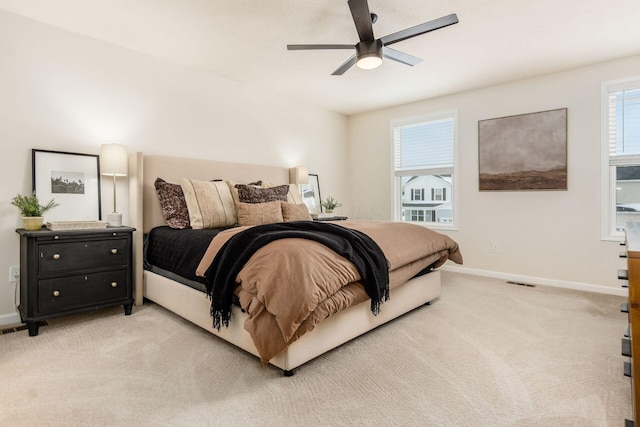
[
  {"x1": 331, "y1": 54, "x2": 357, "y2": 75},
  {"x1": 380, "y1": 13, "x2": 459, "y2": 46},
  {"x1": 348, "y1": 0, "x2": 374, "y2": 41},
  {"x1": 287, "y1": 44, "x2": 355, "y2": 50},
  {"x1": 382, "y1": 46, "x2": 423, "y2": 66}
]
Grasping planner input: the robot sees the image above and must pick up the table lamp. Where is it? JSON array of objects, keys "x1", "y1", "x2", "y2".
[{"x1": 100, "y1": 143, "x2": 128, "y2": 226}]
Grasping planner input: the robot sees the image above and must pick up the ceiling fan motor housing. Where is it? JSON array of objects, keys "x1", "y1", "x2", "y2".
[{"x1": 356, "y1": 39, "x2": 383, "y2": 69}]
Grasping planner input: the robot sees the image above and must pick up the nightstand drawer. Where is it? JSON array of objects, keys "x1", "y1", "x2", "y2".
[
  {"x1": 38, "y1": 269, "x2": 128, "y2": 313},
  {"x1": 39, "y1": 239, "x2": 128, "y2": 274}
]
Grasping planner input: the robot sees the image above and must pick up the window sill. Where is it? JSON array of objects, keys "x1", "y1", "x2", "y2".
[{"x1": 396, "y1": 220, "x2": 458, "y2": 231}]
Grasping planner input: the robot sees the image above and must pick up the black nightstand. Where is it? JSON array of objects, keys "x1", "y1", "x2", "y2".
[
  {"x1": 16, "y1": 226, "x2": 135, "y2": 336},
  {"x1": 313, "y1": 216, "x2": 348, "y2": 221}
]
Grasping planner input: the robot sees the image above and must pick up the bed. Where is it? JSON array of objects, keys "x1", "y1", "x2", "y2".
[{"x1": 128, "y1": 153, "x2": 462, "y2": 375}]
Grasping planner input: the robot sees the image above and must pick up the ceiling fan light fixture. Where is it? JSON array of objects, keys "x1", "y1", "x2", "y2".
[
  {"x1": 356, "y1": 54, "x2": 382, "y2": 70},
  {"x1": 287, "y1": 0, "x2": 459, "y2": 76},
  {"x1": 355, "y1": 40, "x2": 383, "y2": 70}
]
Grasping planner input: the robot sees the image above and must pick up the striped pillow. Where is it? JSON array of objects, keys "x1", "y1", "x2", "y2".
[{"x1": 180, "y1": 178, "x2": 237, "y2": 229}]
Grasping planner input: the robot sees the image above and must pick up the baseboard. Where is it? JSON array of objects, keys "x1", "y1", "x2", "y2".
[
  {"x1": 0, "y1": 267, "x2": 623, "y2": 325},
  {"x1": 441, "y1": 264, "x2": 628, "y2": 297},
  {"x1": 0, "y1": 312, "x2": 22, "y2": 328}
]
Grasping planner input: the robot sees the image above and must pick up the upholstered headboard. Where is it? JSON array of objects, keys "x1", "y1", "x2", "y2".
[{"x1": 127, "y1": 152, "x2": 290, "y2": 305}]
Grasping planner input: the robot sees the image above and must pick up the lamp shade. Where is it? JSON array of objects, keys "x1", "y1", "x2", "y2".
[
  {"x1": 289, "y1": 166, "x2": 309, "y2": 185},
  {"x1": 100, "y1": 143, "x2": 128, "y2": 176}
]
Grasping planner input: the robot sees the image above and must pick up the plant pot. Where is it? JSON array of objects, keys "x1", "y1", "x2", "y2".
[
  {"x1": 22, "y1": 217, "x2": 44, "y2": 231},
  {"x1": 325, "y1": 209, "x2": 333, "y2": 214}
]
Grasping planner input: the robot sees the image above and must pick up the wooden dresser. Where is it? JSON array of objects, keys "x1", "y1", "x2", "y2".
[
  {"x1": 625, "y1": 221, "x2": 640, "y2": 426},
  {"x1": 16, "y1": 226, "x2": 135, "y2": 336}
]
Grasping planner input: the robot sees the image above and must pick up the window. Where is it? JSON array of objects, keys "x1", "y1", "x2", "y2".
[
  {"x1": 433, "y1": 188, "x2": 446, "y2": 201},
  {"x1": 409, "y1": 210, "x2": 425, "y2": 221},
  {"x1": 411, "y1": 188, "x2": 425, "y2": 201},
  {"x1": 392, "y1": 110, "x2": 457, "y2": 229},
  {"x1": 602, "y1": 77, "x2": 640, "y2": 240}
]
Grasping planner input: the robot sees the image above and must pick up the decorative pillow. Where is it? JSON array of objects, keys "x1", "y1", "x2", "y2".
[
  {"x1": 263, "y1": 182, "x2": 303, "y2": 204},
  {"x1": 236, "y1": 201, "x2": 284, "y2": 226},
  {"x1": 154, "y1": 178, "x2": 190, "y2": 229},
  {"x1": 180, "y1": 178, "x2": 237, "y2": 229},
  {"x1": 281, "y1": 202, "x2": 313, "y2": 222},
  {"x1": 286, "y1": 184, "x2": 303, "y2": 204},
  {"x1": 236, "y1": 184, "x2": 289, "y2": 204},
  {"x1": 226, "y1": 180, "x2": 262, "y2": 205}
]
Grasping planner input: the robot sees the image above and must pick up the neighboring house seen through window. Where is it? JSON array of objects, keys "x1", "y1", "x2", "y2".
[
  {"x1": 393, "y1": 110, "x2": 457, "y2": 228},
  {"x1": 602, "y1": 77, "x2": 640, "y2": 239}
]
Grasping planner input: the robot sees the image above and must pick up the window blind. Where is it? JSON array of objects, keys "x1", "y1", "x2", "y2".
[
  {"x1": 608, "y1": 87, "x2": 640, "y2": 158},
  {"x1": 394, "y1": 115, "x2": 454, "y2": 173}
]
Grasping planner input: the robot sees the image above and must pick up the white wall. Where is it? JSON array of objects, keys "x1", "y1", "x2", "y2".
[
  {"x1": 347, "y1": 55, "x2": 640, "y2": 293},
  {"x1": 2, "y1": 9, "x2": 635, "y2": 326},
  {"x1": 0, "y1": 10, "x2": 348, "y2": 325}
]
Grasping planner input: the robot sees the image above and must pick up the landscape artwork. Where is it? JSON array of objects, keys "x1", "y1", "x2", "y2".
[
  {"x1": 478, "y1": 108, "x2": 567, "y2": 191},
  {"x1": 51, "y1": 171, "x2": 85, "y2": 194}
]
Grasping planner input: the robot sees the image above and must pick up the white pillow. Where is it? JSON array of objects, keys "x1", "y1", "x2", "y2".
[{"x1": 287, "y1": 184, "x2": 303, "y2": 205}]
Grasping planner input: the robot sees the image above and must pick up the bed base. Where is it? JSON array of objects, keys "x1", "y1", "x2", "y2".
[
  {"x1": 129, "y1": 152, "x2": 443, "y2": 375},
  {"x1": 144, "y1": 269, "x2": 441, "y2": 374}
]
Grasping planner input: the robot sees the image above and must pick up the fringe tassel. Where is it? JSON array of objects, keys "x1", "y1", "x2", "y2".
[
  {"x1": 370, "y1": 287, "x2": 390, "y2": 316},
  {"x1": 211, "y1": 307, "x2": 231, "y2": 331}
]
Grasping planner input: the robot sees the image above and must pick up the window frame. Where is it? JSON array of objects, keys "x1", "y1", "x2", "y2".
[
  {"x1": 601, "y1": 75, "x2": 640, "y2": 241},
  {"x1": 391, "y1": 109, "x2": 459, "y2": 230}
]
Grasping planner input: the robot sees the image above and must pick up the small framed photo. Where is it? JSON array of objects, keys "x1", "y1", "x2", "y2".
[
  {"x1": 301, "y1": 173, "x2": 322, "y2": 214},
  {"x1": 32, "y1": 149, "x2": 102, "y2": 221}
]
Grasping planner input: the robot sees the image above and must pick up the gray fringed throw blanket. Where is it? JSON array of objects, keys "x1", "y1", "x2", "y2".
[{"x1": 203, "y1": 221, "x2": 390, "y2": 330}]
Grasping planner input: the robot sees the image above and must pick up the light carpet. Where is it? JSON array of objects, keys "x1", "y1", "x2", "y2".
[{"x1": 0, "y1": 272, "x2": 631, "y2": 426}]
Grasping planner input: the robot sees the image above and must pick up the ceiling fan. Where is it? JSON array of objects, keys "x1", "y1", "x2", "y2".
[{"x1": 287, "y1": 0, "x2": 459, "y2": 75}]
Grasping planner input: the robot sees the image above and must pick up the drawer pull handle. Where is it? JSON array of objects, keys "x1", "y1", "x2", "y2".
[
  {"x1": 111, "y1": 249, "x2": 118, "y2": 255},
  {"x1": 53, "y1": 254, "x2": 61, "y2": 260},
  {"x1": 53, "y1": 290, "x2": 60, "y2": 297},
  {"x1": 111, "y1": 282, "x2": 118, "y2": 288}
]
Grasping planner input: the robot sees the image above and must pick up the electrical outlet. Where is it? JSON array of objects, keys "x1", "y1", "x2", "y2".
[
  {"x1": 9, "y1": 265, "x2": 19, "y2": 282},
  {"x1": 491, "y1": 242, "x2": 500, "y2": 253}
]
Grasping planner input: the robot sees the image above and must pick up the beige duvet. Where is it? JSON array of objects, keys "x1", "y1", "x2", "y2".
[{"x1": 196, "y1": 220, "x2": 462, "y2": 363}]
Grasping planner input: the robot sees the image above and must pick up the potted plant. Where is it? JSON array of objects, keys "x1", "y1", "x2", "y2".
[
  {"x1": 321, "y1": 196, "x2": 342, "y2": 213},
  {"x1": 11, "y1": 192, "x2": 59, "y2": 230}
]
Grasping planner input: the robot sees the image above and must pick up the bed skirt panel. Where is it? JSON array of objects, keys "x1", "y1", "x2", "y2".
[{"x1": 143, "y1": 269, "x2": 441, "y2": 371}]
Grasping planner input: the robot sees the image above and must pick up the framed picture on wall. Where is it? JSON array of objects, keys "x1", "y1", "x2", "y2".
[
  {"x1": 478, "y1": 108, "x2": 567, "y2": 191},
  {"x1": 32, "y1": 149, "x2": 102, "y2": 221},
  {"x1": 301, "y1": 173, "x2": 322, "y2": 214}
]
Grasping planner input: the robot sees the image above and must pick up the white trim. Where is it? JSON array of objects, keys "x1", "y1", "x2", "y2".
[
  {"x1": 601, "y1": 78, "x2": 613, "y2": 240},
  {"x1": 390, "y1": 108, "x2": 459, "y2": 229},
  {"x1": 452, "y1": 110, "x2": 459, "y2": 229},
  {"x1": 441, "y1": 264, "x2": 627, "y2": 297},
  {"x1": 0, "y1": 312, "x2": 21, "y2": 327},
  {"x1": 601, "y1": 75, "x2": 640, "y2": 241}
]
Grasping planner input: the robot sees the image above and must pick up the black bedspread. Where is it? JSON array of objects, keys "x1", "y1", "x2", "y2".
[{"x1": 145, "y1": 226, "x2": 228, "y2": 285}]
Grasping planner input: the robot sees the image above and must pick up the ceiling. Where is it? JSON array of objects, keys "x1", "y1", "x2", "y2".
[{"x1": 1, "y1": 0, "x2": 639, "y2": 115}]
